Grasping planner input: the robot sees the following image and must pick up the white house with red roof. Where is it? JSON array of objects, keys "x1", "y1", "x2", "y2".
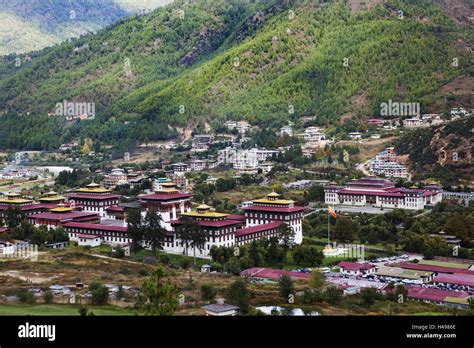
[
  {"x1": 77, "y1": 234, "x2": 101, "y2": 247},
  {"x1": 324, "y1": 178, "x2": 442, "y2": 210},
  {"x1": 338, "y1": 261, "x2": 377, "y2": 276}
]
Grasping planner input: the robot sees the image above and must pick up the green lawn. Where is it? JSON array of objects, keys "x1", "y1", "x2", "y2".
[{"x1": 0, "y1": 304, "x2": 140, "y2": 316}]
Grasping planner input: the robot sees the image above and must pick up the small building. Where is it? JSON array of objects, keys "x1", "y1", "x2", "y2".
[
  {"x1": 348, "y1": 132, "x2": 362, "y2": 140},
  {"x1": 44, "y1": 241, "x2": 69, "y2": 249},
  {"x1": 280, "y1": 125, "x2": 293, "y2": 137},
  {"x1": 201, "y1": 299, "x2": 239, "y2": 316},
  {"x1": 403, "y1": 117, "x2": 423, "y2": 128},
  {"x1": 304, "y1": 127, "x2": 325, "y2": 142},
  {"x1": 376, "y1": 266, "x2": 434, "y2": 283},
  {"x1": 77, "y1": 234, "x2": 101, "y2": 247},
  {"x1": 189, "y1": 159, "x2": 206, "y2": 172},
  {"x1": 201, "y1": 264, "x2": 212, "y2": 273},
  {"x1": 338, "y1": 261, "x2": 376, "y2": 276},
  {"x1": 406, "y1": 286, "x2": 471, "y2": 310}
]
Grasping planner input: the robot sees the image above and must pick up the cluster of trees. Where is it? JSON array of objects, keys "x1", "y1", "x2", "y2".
[
  {"x1": 292, "y1": 245, "x2": 324, "y2": 266},
  {"x1": 55, "y1": 169, "x2": 89, "y2": 187},
  {"x1": 127, "y1": 209, "x2": 167, "y2": 253},
  {"x1": 11, "y1": 222, "x2": 68, "y2": 246}
]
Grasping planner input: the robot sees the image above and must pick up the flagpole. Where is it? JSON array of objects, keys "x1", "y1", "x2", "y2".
[{"x1": 327, "y1": 212, "x2": 330, "y2": 246}]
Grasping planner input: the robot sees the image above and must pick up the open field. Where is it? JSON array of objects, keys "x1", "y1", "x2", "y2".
[{"x1": 0, "y1": 304, "x2": 138, "y2": 316}]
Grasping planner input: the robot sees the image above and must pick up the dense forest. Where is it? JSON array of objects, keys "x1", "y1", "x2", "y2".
[
  {"x1": 0, "y1": 0, "x2": 173, "y2": 55},
  {"x1": 0, "y1": 0, "x2": 471, "y2": 150},
  {"x1": 395, "y1": 117, "x2": 474, "y2": 187}
]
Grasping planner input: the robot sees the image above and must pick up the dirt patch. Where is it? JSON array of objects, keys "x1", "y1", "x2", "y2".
[
  {"x1": 433, "y1": 0, "x2": 474, "y2": 27},
  {"x1": 347, "y1": 0, "x2": 384, "y2": 14},
  {"x1": 0, "y1": 271, "x2": 61, "y2": 284}
]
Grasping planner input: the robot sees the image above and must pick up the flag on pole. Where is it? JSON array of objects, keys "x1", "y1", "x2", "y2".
[{"x1": 328, "y1": 206, "x2": 337, "y2": 219}]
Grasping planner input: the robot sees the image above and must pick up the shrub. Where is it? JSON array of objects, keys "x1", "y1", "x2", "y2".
[
  {"x1": 89, "y1": 282, "x2": 109, "y2": 306},
  {"x1": 200, "y1": 283, "x2": 217, "y2": 301},
  {"x1": 43, "y1": 290, "x2": 53, "y2": 304},
  {"x1": 179, "y1": 257, "x2": 192, "y2": 269},
  {"x1": 138, "y1": 268, "x2": 149, "y2": 276},
  {"x1": 158, "y1": 253, "x2": 170, "y2": 265},
  {"x1": 18, "y1": 289, "x2": 35, "y2": 304}
]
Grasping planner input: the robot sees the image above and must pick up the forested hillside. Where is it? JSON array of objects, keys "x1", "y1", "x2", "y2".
[
  {"x1": 396, "y1": 117, "x2": 474, "y2": 187},
  {"x1": 0, "y1": 0, "x2": 173, "y2": 55},
  {"x1": 0, "y1": 0, "x2": 471, "y2": 152}
]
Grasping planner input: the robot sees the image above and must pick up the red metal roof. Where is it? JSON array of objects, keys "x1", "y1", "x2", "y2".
[
  {"x1": 235, "y1": 221, "x2": 283, "y2": 237},
  {"x1": 77, "y1": 234, "x2": 99, "y2": 239},
  {"x1": 338, "y1": 261, "x2": 375, "y2": 271},
  {"x1": 139, "y1": 192, "x2": 192, "y2": 202},
  {"x1": 433, "y1": 274, "x2": 474, "y2": 287},
  {"x1": 407, "y1": 286, "x2": 470, "y2": 302},
  {"x1": 63, "y1": 222, "x2": 128, "y2": 233},
  {"x1": 397, "y1": 262, "x2": 474, "y2": 276},
  {"x1": 240, "y1": 267, "x2": 310, "y2": 281},
  {"x1": 338, "y1": 189, "x2": 404, "y2": 197},
  {"x1": 244, "y1": 205, "x2": 305, "y2": 213},
  {"x1": 106, "y1": 206, "x2": 126, "y2": 212},
  {"x1": 227, "y1": 214, "x2": 246, "y2": 221},
  {"x1": 30, "y1": 211, "x2": 99, "y2": 222}
]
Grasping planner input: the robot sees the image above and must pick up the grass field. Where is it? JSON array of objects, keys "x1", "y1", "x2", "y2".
[{"x1": 0, "y1": 304, "x2": 139, "y2": 316}]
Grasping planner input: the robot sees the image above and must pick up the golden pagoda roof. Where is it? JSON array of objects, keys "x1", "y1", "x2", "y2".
[
  {"x1": 0, "y1": 197, "x2": 32, "y2": 204},
  {"x1": 86, "y1": 182, "x2": 100, "y2": 188},
  {"x1": 267, "y1": 191, "x2": 281, "y2": 197},
  {"x1": 77, "y1": 185, "x2": 111, "y2": 193},
  {"x1": 161, "y1": 182, "x2": 177, "y2": 188},
  {"x1": 181, "y1": 204, "x2": 228, "y2": 218},
  {"x1": 50, "y1": 206, "x2": 73, "y2": 213},
  {"x1": 181, "y1": 211, "x2": 229, "y2": 218}
]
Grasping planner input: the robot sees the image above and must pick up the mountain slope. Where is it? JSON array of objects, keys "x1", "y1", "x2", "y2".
[
  {"x1": 395, "y1": 117, "x2": 474, "y2": 186},
  {"x1": 0, "y1": 0, "x2": 174, "y2": 55},
  {"x1": 0, "y1": 0, "x2": 471, "y2": 152}
]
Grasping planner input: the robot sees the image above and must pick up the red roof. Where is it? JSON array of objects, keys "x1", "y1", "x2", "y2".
[
  {"x1": 240, "y1": 267, "x2": 310, "y2": 281},
  {"x1": 66, "y1": 193, "x2": 121, "y2": 200},
  {"x1": 339, "y1": 189, "x2": 404, "y2": 197},
  {"x1": 433, "y1": 274, "x2": 474, "y2": 287},
  {"x1": 30, "y1": 211, "x2": 99, "y2": 222},
  {"x1": 235, "y1": 221, "x2": 283, "y2": 237},
  {"x1": 0, "y1": 227, "x2": 8, "y2": 233},
  {"x1": 63, "y1": 222, "x2": 128, "y2": 233},
  {"x1": 106, "y1": 206, "x2": 126, "y2": 212},
  {"x1": 77, "y1": 234, "x2": 99, "y2": 239},
  {"x1": 338, "y1": 261, "x2": 375, "y2": 271},
  {"x1": 0, "y1": 203, "x2": 52, "y2": 212},
  {"x1": 407, "y1": 286, "x2": 470, "y2": 302},
  {"x1": 397, "y1": 262, "x2": 474, "y2": 276},
  {"x1": 227, "y1": 214, "x2": 246, "y2": 221},
  {"x1": 140, "y1": 192, "x2": 192, "y2": 202},
  {"x1": 244, "y1": 205, "x2": 305, "y2": 213}
]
